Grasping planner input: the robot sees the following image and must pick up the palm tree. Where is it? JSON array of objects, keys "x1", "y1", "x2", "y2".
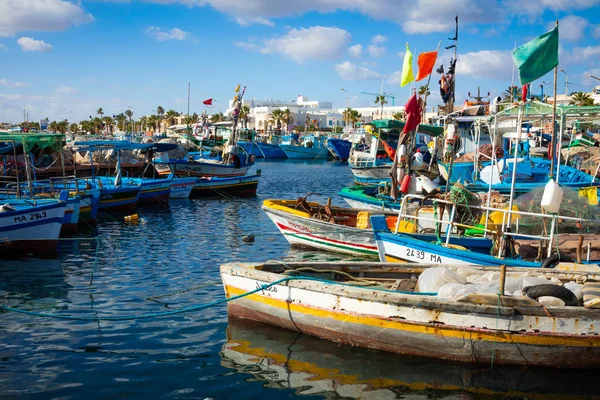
[
  {"x1": 192, "y1": 112, "x2": 199, "y2": 122},
  {"x1": 342, "y1": 108, "x2": 363, "y2": 128},
  {"x1": 282, "y1": 108, "x2": 293, "y2": 131},
  {"x1": 114, "y1": 113, "x2": 127, "y2": 132},
  {"x1": 164, "y1": 110, "x2": 179, "y2": 126},
  {"x1": 238, "y1": 105, "x2": 251, "y2": 129},
  {"x1": 147, "y1": 114, "x2": 159, "y2": 132},
  {"x1": 97, "y1": 107, "x2": 104, "y2": 119},
  {"x1": 570, "y1": 92, "x2": 595, "y2": 106},
  {"x1": 69, "y1": 123, "x2": 78, "y2": 133},
  {"x1": 57, "y1": 120, "x2": 69, "y2": 133},
  {"x1": 374, "y1": 95, "x2": 388, "y2": 118},
  {"x1": 48, "y1": 121, "x2": 59, "y2": 133},
  {"x1": 392, "y1": 112, "x2": 405, "y2": 120},
  {"x1": 210, "y1": 112, "x2": 224, "y2": 123},
  {"x1": 418, "y1": 86, "x2": 430, "y2": 98},
  {"x1": 80, "y1": 120, "x2": 94, "y2": 134},
  {"x1": 502, "y1": 86, "x2": 522, "y2": 102},
  {"x1": 182, "y1": 116, "x2": 194, "y2": 125},
  {"x1": 91, "y1": 117, "x2": 104, "y2": 134},
  {"x1": 157, "y1": 106, "x2": 165, "y2": 117},
  {"x1": 269, "y1": 109, "x2": 286, "y2": 131},
  {"x1": 138, "y1": 116, "x2": 148, "y2": 132},
  {"x1": 103, "y1": 116, "x2": 114, "y2": 134}
]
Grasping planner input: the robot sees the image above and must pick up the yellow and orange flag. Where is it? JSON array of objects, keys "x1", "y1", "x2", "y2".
[{"x1": 415, "y1": 51, "x2": 438, "y2": 81}]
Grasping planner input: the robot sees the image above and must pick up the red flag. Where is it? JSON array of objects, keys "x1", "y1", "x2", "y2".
[
  {"x1": 403, "y1": 93, "x2": 422, "y2": 134},
  {"x1": 415, "y1": 51, "x2": 438, "y2": 81},
  {"x1": 203, "y1": 98, "x2": 213, "y2": 106}
]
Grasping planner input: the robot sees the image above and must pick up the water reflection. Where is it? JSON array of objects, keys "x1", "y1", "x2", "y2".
[{"x1": 222, "y1": 318, "x2": 600, "y2": 400}]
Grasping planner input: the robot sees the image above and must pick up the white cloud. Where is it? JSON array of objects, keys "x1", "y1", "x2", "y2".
[
  {"x1": 17, "y1": 37, "x2": 53, "y2": 52},
  {"x1": 236, "y1": 26, "x2": 351, "y2": 63},
  {"x1": 445, "y1": 50, "x2": 514, "y2": 80},
  {"x1": 582, "y1": 68, "x2": 600, "y2": 85},
  {"x1": 566, "y1": 45, "x2": 600, "y2": 65},
  {"x1": 146, "y1": 26, "x2": 191, "y2": 41},
  {"x1": 367, "y1": 45, "x2": 385, "y2": 58},
  {"x1": 505, "y1": 0, "x2": 600, "y2": 16},
  {"x1": 593, "y1": 25, "x2": 600, "y2": 39},
  {"x1": 548, "y1": 15, "x2": 588, "y2": 42},
  {"x1": 387, "y1": 71, "x2": 403, "y2": 85},
  {"x1": 0, "y1": 0, "x2": 94, "y2": 37},
  {"x1": 371, "y1": 34, "x2": 387, "y2": 44},
  {"x1": 348, "y1": 44, "x2": 363, "y2": 58},
  {"x1": 335, "y1": 61, "x2": 382, "y2": 80},
  {"x1": 0, "y1": 43, "x2": 6, "y2": 50},
  {"x1": 0, "y1": 79, "x2": 27, "y2": 88},
  {"x1": 234, "y1": 17, "x2": 275, "y2": 27},
  {"x1": 56, "y1": 86, "x2": 79, "y2": 95}
]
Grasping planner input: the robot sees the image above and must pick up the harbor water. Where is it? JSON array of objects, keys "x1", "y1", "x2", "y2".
[{"x1": 1, "y1": 160, "x2": 599, "y2": 399}]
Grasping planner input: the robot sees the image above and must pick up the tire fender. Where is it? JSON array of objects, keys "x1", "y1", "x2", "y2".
[{"x1": 523, "y1": 284, "x2": 579, "y2": 306}]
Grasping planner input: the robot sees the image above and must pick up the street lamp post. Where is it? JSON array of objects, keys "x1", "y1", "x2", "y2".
[{"x1": 560, "y1": 69, "x2": 568, "y2": 105}]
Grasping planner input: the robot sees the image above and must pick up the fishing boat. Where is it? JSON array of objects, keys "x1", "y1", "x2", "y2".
[
  {"x1": 279, "y1": 134, "x2": 332, "y2": 159},
  {"x1": 0, "y1": 192, "x2": 68, "y2": 254},
  {"x1": 222, "y1": 317, "x2": 600, "y2": 399},
  {"x1": 169, "y1": 176, "x2": 198, "y2": 199},
  {"x1": 255, "y1": 140, "x2": 287, "y2": 159},
  {"x1": 325, "y1": 138, "x2": 352, "y2": 161},
  {"x1": 338, "y1": 185, "x2": 401, "y2": 211},
  {"x1": 371, "y1": 191, "x2": 600, "y2": 267},
  {"x1": 191, "y1": 172, "x2": 261, "y2": 198},
  {"x1": 262, "y1": 195, "x2": 491, "y2": 257},
  {"x1": 221, "y1": 260, "x2": 600, "y2": 368}
]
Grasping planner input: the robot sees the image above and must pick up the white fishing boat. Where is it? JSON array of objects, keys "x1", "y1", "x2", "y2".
[{"x1": 221, "y1": 260, "x2": 600, "y2": 368}]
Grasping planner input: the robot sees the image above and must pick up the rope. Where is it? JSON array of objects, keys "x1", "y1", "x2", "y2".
[{"x1": 0, "y1": 274, "x2": 437, "y2": 322}]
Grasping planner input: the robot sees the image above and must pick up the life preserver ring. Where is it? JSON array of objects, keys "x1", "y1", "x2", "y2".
[
  {"x1": 522, "y1": 284, "x2": 579, "y2": 306},
  {"x1": 541, "y1": 253, "x2": 573, "y2": 269}
]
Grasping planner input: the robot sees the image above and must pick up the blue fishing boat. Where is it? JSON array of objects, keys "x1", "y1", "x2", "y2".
[
  {"x1": 255, "y1": 141, "x2": 287, "y2": 158},
  {"x1": 280, "y1": 134, "x2": 332, "y2": 159},
  {"x1": 326, "y1": 138, "x2": 352, "y2": 161},
  {"x1": 191, "y1": 171, "x2": 261, "y2": 198}
]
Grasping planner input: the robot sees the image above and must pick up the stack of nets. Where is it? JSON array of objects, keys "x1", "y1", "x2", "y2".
[{"x1": 445, "y1": 182, "x2": 482, "y2": 230}]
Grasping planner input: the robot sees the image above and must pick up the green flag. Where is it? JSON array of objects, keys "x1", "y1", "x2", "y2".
[
  {"x1": 512, "y1": 26, "x2": 559, "y2": 85},
  {"x1": 401, "y1": 43, "x2": 415, "y2": 87}
]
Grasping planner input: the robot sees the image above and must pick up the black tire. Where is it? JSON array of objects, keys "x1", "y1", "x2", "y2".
[
  {"x1": 523, "y1": 284, "x2": 579, "y2": 306},
  {"x1": 541, "y1": 253, "x2": 574, "y2": 269}
]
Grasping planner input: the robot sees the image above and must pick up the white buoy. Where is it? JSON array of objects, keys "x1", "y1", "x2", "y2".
[
  {"x1": 541, "y1": 179, "x2": 563, "y2": 213},
  {"x1": 417, "y1": 176, "x2": 437, "y2": 193}
]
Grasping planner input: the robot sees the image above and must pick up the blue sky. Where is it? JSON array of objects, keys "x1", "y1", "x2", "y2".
[{"x1": 1, "y1": 0, "x2": 600, "y2": 123}]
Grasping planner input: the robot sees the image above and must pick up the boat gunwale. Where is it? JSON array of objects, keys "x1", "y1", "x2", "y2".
[{"x1": 221, "y1": 262, "x2": 600, "y2": 320}]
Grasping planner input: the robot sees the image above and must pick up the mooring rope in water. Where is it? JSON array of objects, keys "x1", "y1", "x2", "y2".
[{"x1": 0, "y1": 276, "x2": 329, "y2": 322}]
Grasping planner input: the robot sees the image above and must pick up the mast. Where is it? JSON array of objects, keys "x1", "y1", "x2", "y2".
[
  {"x1": 550, "y1": 21, "x2": 559, "y2": 179},
  {"x1": 445, "y1": 15, "x2": 459, "y2": 115},
  {"x1": 186, "y1": 81, "x2": 191, "y2": 134}
]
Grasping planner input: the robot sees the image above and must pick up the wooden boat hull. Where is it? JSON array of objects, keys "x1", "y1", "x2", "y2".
[
  {"x1": 350, "y1": 165, "x2": 392, "y2": 185},
  {"x1": 0, "y1": 199, "x2": 65, "y2": 255},
  {"x1": 60, "y1": 196, "x2": 80, "y2": 235},
  {"x1": 137, "y1": 179, "x2": 172, "y2": 205},
  {"x1": 173, "y1": 160, "x2": 253, "y2": 177},
  {"x1": 78, "y1": 189, "x2": 100, "y2": 225},
  {"x1": 262, "y1": 200, "x2": 379, "y2": 257},
  {"x1": 326, "y1": 138, "x2": 352, "y2": 161},
  {"x1": 339, "y1": 186, "x2": 400, "y2": 211},
  {"x1": 169, "y1": 177, "x2": 197, "y2": 199},
  {"x1": 191, "y1": 173, "x2": 260, "y2": 198},
  {"x1": 279, "y1": 145, "x2": 332, "y2": 159},
  {"x1": 98, "y1": 186, "x2": 140, "y2": 214},
  {"x1": 255, "y1": 142, "x2": 287, "y2": 159},
  {"x1": 221, "y1": 262, "x2": 600, "y2": 368}
]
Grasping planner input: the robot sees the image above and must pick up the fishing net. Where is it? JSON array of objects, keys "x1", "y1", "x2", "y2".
[
  {"x1": 444, "y1": 182, "x2": 482, "y2": 230},
  {"x1": 513, "y1": 186, "x2": 600, "y2": 235}
]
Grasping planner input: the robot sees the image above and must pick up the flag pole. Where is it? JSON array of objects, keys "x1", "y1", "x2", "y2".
[
  {"x1": 550, "y1": 20, "x2": 559, "y2": 179},
  {"x1": 422, "y1": 40, "x2": 442, "y2": 123}
]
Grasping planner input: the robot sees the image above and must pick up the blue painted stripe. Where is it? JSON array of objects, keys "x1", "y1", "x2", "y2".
[{"x1": 0, "y1": 217, "x2": 63, "y2": 233}]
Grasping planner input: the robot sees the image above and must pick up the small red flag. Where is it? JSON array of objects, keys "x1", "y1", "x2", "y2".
[
  {"x1": 415, "y1": 51, "x2": 438, "y2": 81},
  {"x1": 203, "y1": 98, "x2": 213, "y2": 106}
]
